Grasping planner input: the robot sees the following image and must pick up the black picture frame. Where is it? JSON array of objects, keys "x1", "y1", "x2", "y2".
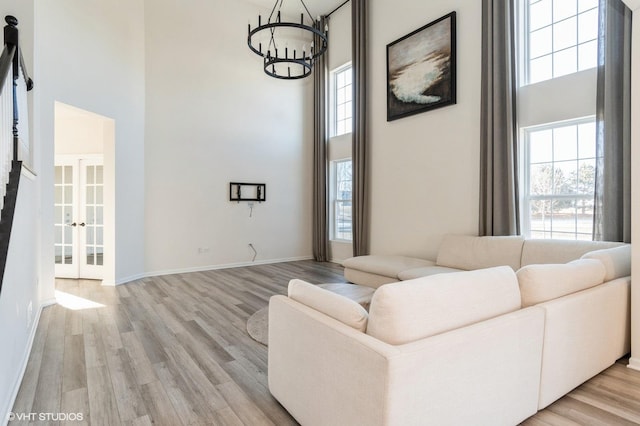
[{"x1": 386, "y1": 12, "x2": 457, "y2": 121}]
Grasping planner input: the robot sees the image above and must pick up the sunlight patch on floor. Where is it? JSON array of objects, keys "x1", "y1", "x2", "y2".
[{"x1": 55, "y1": 290, "x2": 106, "y2": 310}]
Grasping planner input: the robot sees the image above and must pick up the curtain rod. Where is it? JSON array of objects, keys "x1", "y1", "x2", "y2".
[{"x1": 327, "y1": 0, "x2": 349, "y2": 18}]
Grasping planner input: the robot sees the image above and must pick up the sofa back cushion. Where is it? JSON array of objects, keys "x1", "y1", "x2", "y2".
[
  {"x1": 288, "y1": 279, "x2": 369, "y2": 332},
  {"x1": 520, "y1": 239, "x2": 622, "y2": 267},
  {"x1": 436, "y1": 235, "x2": 525, "y2": 271},
  {"x1": 516, "y1": 259, "x2": 606, "y2": 307},
  {"x1": 581, "y1": 245, "x2": 631, "y2": 281},
  {"x1": 366, "y1": 266, "x2": 521, "y2": 345}
]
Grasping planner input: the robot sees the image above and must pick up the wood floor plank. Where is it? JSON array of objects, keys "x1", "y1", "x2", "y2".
[
  {"x1": 216, "y1": 380, "x2": 275, "y2": 426},
  {"x1": 127, "y1": 415, "x2": 152, "y2": 426},
  {"x1": 83, "y1": 328, "x2": 107, "y2": 370},
  {"x1": 138, "y1": 380, "x2": 184, "y2": 426},
  {"x1": 12, "y1": 260, "x2": 640, "y2": 426},
  {"x1": 521, "y1": 409, "x2": 583, "y2": 426},
  {"x1": 61, "y1": 387, "x2": 90, "y2": 426},
  {"x1": 86, "y1": 365, "x2": 120, "y2": 426},
  {"x1": 105, "y1": 348, "x2": 149, "y2": 423},
  {"x1": 30, "y1": 305, "x2": 66, "y2": 415},
  {"x1": 151, "y1": 362, "x2": 201, "y2": 426},
  {"x1": 213, "y1": 406, "x2": 245, "y2": 426},
  {"x1": 172, "y1": 329, "x2": 234, "y2": 386},
  {"x1": 222, "y1": 360, "x2": 295, "y2": 426},
  {"x1": 120, "y1": 331, "x2": 157, "y2": 386},
  {"x1": 62, "y1": 334, "x2": 86, "y2": 393},
  {"x1": 65, "y1": 309, "x2": 83, "y2": 336},
  {"x1": 160, "y1": 344, "x2": 228, "y2": 423},
  {"x1": 547, "y1": 395, "x2": 638, "y2": 426},
  {"x1": 569, "y1": 386, "x2": 640, "y2": 423},
  {"x1": 11, "y1": 306, "x2": 52, "y2": 415}
]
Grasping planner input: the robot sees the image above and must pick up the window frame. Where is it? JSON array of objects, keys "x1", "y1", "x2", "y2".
[
  {"x1": 330, "y1": 158, "x2": 352, "y2": 242},
  {"x1": 520, "y1": 116, "x2": 597, "y2": 240},
  {"x1": 330, "y1": 63, "x2": 353, "y2": 138},
  {"x1": 519, "y1": 0, "x2": 599, "y2": 86}
]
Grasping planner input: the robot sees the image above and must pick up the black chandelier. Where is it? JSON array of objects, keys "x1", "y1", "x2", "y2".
[{"x1": 247, "y1": 0, "x2": 328, "y2": 80}]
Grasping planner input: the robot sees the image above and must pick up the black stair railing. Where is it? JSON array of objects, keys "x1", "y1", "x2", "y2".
[{"x1": 0, "y1": 15, "x2": 34, "y2": 290}]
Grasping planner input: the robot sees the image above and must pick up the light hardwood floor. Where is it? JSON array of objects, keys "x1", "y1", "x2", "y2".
[{"x1": 10, "y1": 260, "x2": 640, "y2": 425}]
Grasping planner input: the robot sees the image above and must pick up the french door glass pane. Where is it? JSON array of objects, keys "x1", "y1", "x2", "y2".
[
  {"x1": 85, "y1": 164, "x2": 104, "y2": 269},
  {"x1": 55, "y1": 165, "x2": 74, "y2": 264}
]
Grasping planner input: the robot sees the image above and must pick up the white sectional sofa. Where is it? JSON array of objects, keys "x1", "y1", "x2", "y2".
[
  {"x1": 342, "y1": 235, "x2": 623, "y2": 287},
  {"x1": 268, "y1": 237, "x2": 631, "y2": 425}
]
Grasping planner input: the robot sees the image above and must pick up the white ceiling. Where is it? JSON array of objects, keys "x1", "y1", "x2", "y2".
[{"x1": 245, "y1": 0, "x2": 347, "y2": 17}]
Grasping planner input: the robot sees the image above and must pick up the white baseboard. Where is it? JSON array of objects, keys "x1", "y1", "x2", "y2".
[
  {"x1": 110, "y1": 272, "x2": 147, "y2": 286},
  {"x1": 145, "y1": 256, "x2": 314, "y2": 279},
  {"x1": 627, "y1": 357, "x2": 640, "y2": 371},
  {"x1": 109, "y1": 256, "x2": 315, "y2": 286},
  {"x1": 3, "y1": 298, "x2": 56, "y2": 426}
]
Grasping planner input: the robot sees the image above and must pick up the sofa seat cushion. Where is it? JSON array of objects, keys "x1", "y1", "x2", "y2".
[
  {"x1": 288, "y1": 279, "x2": 369, "y2": 332},
  {"x1": 397, "y1": 265, "x2": 463, "y2": 281},
  {"x1": 342, "y1": 255, "x2": 435, "y2": 279},
  {"x1": 520, "y1": 239, "x2": 622, "y2": 267},
  {"x1": 436, "y1": 235, "x2": 525, "y2": 271},
  {"x1": 516, "y1": 259, "x2": 606, "y2": 308},
  {"x1": 366, "y1": 266, "x2": 521, "y2": 345},
  {"x1": 581, "y1": 245, "x2": 631, "y2": 281},
  {"x1": 344, "y1": 269, "x2": 399, "y2": 288}
]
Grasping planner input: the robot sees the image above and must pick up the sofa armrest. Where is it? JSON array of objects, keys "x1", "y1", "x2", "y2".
[
  {"x1": 535, "y1": 277, "x2": 631, "y2": 409},
  {"x1": 268, "y1": 295, "x2": 397, "y2": 426},
  {"x1": 268, "y1": 295, "x2": 544, "y2": 426}
]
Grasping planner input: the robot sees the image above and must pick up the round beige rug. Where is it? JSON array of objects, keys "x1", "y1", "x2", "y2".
[{"x1": 246, "y1": 307, "x2": 268, "y2": 346}]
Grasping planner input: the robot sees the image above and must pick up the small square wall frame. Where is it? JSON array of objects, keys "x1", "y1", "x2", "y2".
[{"x1": 229, "y1": 182, "x2": 266, "y2": 202}]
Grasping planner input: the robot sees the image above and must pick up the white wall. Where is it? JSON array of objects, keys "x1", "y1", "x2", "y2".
[
  {"x1": 35, "y1": 0, "x2": 146, "y2": 286},
  {"x1": 517, "y1": 69, "x2": 596, "y2": 128},
  {"x1": 368, "y1": 0, "x2": 481, "y2": 259},
  {"x1": 55, "y1": 103, "x2": 107, "y2": 155},
  {"x1": 143, "y1": 0, "x2": 313, "y2": 274}
]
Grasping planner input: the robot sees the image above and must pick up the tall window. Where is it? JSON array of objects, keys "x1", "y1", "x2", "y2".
[
  {"x1": 522, "y1": 119, "x2": 596, "y2": 240},
  {"x1": 518, "y1": 0, "x2": 600, "y2": 241},
  {"x1": 333, "y1": 65, "x2": 353, "y2": 136},
  {"x1": 526, "y1": 0, "x2": 599, "y2": 84},
  {"x1": 332, "y1": 159, "x2": 352, "y2": 241}
]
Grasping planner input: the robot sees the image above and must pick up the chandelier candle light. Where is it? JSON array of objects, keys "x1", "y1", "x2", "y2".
[{"x1": 247, "y1": 0, "x2": 328, "y2": 79}]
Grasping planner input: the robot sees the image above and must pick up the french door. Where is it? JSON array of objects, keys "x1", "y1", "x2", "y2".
[{"x1": 54, "y1": 156, "x2": 104, "y2": 279}]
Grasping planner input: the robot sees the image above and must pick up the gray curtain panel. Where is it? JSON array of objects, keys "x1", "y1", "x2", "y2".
[
  {"x1": 312, "y1": 16, "x2": 330, "y2": 261},
  {"x1": 593, "y1": 0, "x2": 631, "y2": 243},
  {"x1": 352, "y1": 0, "x2": 369, "y2": 256},
  {"x1": 479, "y1": 0, "x2": 520, "y2": 237}
]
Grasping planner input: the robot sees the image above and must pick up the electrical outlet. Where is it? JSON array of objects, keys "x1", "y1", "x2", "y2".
[{"x1": 197, "y1": 247, "x2": 210, "y2": 254}]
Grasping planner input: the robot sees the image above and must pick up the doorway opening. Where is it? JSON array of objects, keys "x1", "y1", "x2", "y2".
[{"x1": 54, "y1": 102, "x2": 115, "y2": 283}]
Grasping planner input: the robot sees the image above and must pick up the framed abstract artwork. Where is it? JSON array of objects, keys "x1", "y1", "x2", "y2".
[{"x1": 387, "y1": 12, "x2": 457, "y2": 121}]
